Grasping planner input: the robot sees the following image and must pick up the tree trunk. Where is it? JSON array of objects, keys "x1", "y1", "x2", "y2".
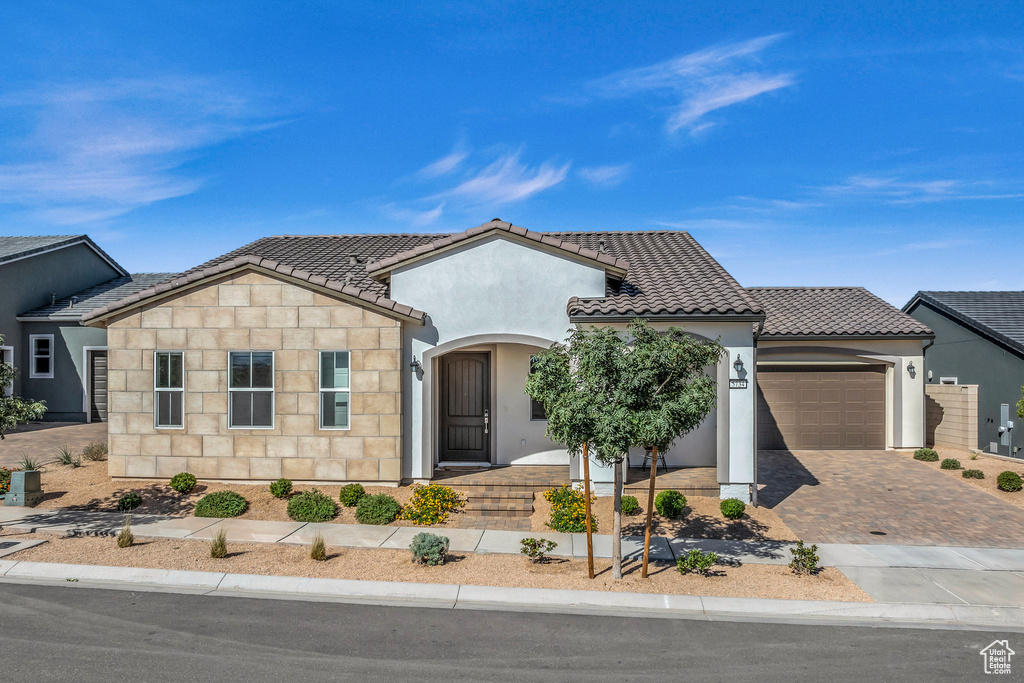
[{"x1": 612, "y1": 457, "x2": 623, "y2": 580}]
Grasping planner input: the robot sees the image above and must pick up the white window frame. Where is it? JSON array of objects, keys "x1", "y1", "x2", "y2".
[
  {"x1": 529, "y1": 354, "x2": 547, "y2": 422},
  {"x1": 0, "y1": 346, "x2": 13, "y2": 397},
  {"x1": 319, "y1": 350, "x2": 351, "y2": 430},
  {"x1": 29, "y1": 334, "x2": 54, "y2": 379},
  {"x1": 228, "y1": 351, "x2": 275, "y2": 430},
  {"x1": 153, "y1": 351, "x2": 185, "y2": 429},
  {"x1": 939, "y1": 377, "x2": 958, "y2": 385}
]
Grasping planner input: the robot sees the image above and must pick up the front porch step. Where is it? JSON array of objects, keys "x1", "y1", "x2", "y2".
[{"x1": 464, "y1": 491, "x2": 535, "y2": 518}]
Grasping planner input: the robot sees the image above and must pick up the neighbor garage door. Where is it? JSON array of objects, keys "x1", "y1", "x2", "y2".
[{"x1": 757, "y1": 365, "x2": 886, "y2": 450}]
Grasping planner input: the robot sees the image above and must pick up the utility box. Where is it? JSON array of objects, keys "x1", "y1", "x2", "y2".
[{"x1": 4, "y1": 470, "x2": 43, "y2": 507}]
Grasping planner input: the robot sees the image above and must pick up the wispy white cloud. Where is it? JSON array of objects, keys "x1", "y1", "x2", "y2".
[
  {"x1": 438, "y1": 150, "x2": 570, "y2": 205},
  {"x1": 874, "y1": 238, "x2": 976, "y2": 257},
  {"x1": 652, "y1": 218, "x2": 778, "y2": 231},
  {"x1": 381, "y1": 202, "x2": 446, "y2": 227},
  {"x1": 819, "y1": 174, "x2": 1024, "y2": 204},
  {"x1": 578, "y1": 164, "x2": 630, "y2": 188},
  {"x1": 0, "y1": 76, "x2": 289, "y2": 224},
  {"x1": 416, "y1": 142, "x2": 470, "y2": 179},
  {"x1": 588, "y1": 34, "x2": 795, "y2": 134}
]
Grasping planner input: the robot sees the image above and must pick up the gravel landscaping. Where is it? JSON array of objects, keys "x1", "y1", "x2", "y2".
[
  {"x1": 899, "y1": 448, "x2": 1024, "y2": 510},
  {"x1": 0, "y1": 529, "x2": 870, "y2": 602}
]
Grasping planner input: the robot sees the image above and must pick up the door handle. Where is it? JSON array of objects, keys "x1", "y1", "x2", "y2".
[{"x1": 484, "y1": 409, "x2": 489, "y2": 435}]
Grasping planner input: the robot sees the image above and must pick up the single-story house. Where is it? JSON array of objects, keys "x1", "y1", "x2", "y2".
[
  {"x1": 0, "y1": 234, "x2": 168, "y2": 422},
  {"x1": 82, "y1": 219, "x2": 933, "y2": 500},
  {"x1": 903, "y1": 291, "x2": 1024, "y2": 458}
]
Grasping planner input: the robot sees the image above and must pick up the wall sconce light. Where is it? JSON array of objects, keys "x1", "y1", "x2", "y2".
[
  {"x1": 733, "y1": 354, "x2": 744, "y2": 374},
  {"x1": 907, "y1": 360, "x2": 915, "y2": 375},
  {"x1": 410, "y1": 355, "x2": 421, "y2": 372}
]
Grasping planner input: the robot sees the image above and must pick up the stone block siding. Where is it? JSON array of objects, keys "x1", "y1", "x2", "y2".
[
  {"x1": 105, "y1": 269, "x2": 402, "y2": 483},
  {"x1": 925, "y1": 383, "x2": 979, "y2": 451}
]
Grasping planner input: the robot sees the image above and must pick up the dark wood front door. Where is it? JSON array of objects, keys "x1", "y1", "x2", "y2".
[
  {"x1": 440, "y1": 352, "x2": 490, "y2": 462},
  {"x1": 89, "y1": 350, "x2": 108, "y2": 423}
]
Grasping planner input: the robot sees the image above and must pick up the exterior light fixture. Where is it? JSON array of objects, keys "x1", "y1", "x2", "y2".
[
  {"x1": 410, "y1": 355, "x2": 421, "y2": 372},
  {"x1": 907, "y1": 360, "x2": 915, "y2": 375},
  {"x1": 733, "y1": 354, "x2": 744, "y2": 374}
]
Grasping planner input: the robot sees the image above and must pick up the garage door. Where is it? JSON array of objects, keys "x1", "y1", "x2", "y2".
[{"x1": 757, "y1": 365, "x2": 886, "y2": 450}]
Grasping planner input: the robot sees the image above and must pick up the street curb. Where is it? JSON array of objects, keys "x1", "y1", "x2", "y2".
[{"x1": 0, "y1": 559, "x2": 1021, "y2": 631}]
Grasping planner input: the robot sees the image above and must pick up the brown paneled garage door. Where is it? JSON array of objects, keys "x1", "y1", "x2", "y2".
[{"x1": 757, "y1": 365, "x2": 886, "y2": 450}]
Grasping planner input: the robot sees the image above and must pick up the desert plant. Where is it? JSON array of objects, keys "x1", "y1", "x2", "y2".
[
  {"x1": 720, "y1": 498, "x2": 746, "y2": 520},
  {"x1": 55, "y1": 443, "x2": 79, "y2": 466},
  {"x1": 117, "y1": 492, "x2": 142, "y2": 512},
  {"x1": 338, "y1": 483, "x2": 366, "y2": 507},
  {"x1": 620, "y1": 495, "x2": 640, "y2": 516},
  {"x1": 400, "y1": 483, "x2": 464, "y2": 525},
  {"x1": 15, "y1": 454, "x2": 41, "y2": 471},
  {"x1": 82, "y1": 442, "x2": 108, "y2": 462},
  {"x1": 310, "y1": 532, "x2": 327, "y2": 561},
  {"x1": 655, "y1": 489, "x2": 687, "y2": 519},
  {"x1": 913, "y1": 448, "x2": 939, "y2": 462},
  {"x1": 410, "y1": 532, "x2": 449, "y2": 566},
  {"x1": 962, "y1": 469, "x2": 985, "y2": 479},
  {"x1": 997, "y1": 471, "x2": 1023, "y2": 492},
  {"x1": 543, "y1": 485, "x2": 597, "y2": 533},
  {"x1": 789, "y1": 540, "x2": 820, "y2": 575},
  {"x1": 209, "y1": 528, "x2": 228, "y2": 558},
  {"x1": 520, "y1": 537, "x2": 558, "y2": 563},
  {"x1": 287, "y1": 489, "x2": 339, "y2": 523},
  {"x1": 194, "y1": 490, "x2": 248, "y2": 518},
  {"x1": 116, "y1": 516, "x2": 134, "y2": 548},
  {"x1": 676, "y1": 549, "x2": 718, "y2": 576},
  {"x1": 940, "y1": 458, "x2": 961, "y2": 470},
  {"x1": 355, "y1": 493, "x2": 402, "y2": 525},
  {"x1": 969, "y1": 452, "x2": 979, "y2": 460},
  {"x1": 269, "y1": 478, "x2": 293, "y2": 499},
  {"x1": 169, "y1": 472, "x2": 197, "y2": 494}
]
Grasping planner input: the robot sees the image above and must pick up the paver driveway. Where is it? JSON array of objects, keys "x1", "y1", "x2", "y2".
[
  {"x1": 758, "y1": 449, "x2": 1024, "y2": 548},
  {"x1": 0, "y1": 422, "x2": 107, "y2": 468}
]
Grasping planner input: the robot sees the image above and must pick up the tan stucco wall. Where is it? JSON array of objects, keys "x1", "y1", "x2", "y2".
[
  {"x1": 104, "y1": 269, "x2": 402, "y2": 483},
  {"x1": 925, "y1": 383, "x2": 979, "y2": 451}
]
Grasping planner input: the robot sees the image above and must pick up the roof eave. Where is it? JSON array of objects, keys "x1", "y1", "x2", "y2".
[
  {"x1": 568, "y1": 312, "x2": 766, "y2": 324},
  {"x1": 759, "y1": 332, "x2": 935, "y2": 341}
]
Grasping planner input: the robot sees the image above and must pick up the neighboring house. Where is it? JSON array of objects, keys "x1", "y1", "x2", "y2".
[
  {"x1": 903, "y1": 291, "x2": 1024, "y2": 458},
  {"x1": 82, "y1": 220, "x2": 932, "y2": 499},
  {"x1": 0, "y1": 234, "x2": 169, "y2": 422}
]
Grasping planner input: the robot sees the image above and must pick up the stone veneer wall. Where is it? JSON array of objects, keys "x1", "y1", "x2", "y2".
[
  {"x1": 104, "y1": 269, "x2": 402, "y2": 482},
  {"x1": 925, "y1": 383, "x2": 979, "y2": 452}
]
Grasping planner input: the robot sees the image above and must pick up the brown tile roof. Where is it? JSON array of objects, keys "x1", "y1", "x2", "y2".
[
  {"x1": 82, "y1": 254, "x2": 427, "y2": 323},
  {"x1": 748, "y1": 286, "x2": 933, "y2": 338},
  {"x1": 366, "y1": 219, "x2": 630, "y2": 278}
]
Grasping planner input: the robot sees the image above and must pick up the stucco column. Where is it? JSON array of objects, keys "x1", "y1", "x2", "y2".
[{"x1": 720, "y1": 341, "x2": 756, "y2": 502}]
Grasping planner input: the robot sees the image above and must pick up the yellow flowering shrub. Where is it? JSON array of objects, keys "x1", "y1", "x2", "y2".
[
  {"x1": 543, "y1": 485, "x2": 597, "y2": 533},
  {"x1": 400, "y1": 484, "x2": 464, "y2": 525}
]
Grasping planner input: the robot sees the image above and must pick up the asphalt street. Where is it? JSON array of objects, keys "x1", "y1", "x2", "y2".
[{"x1": 0, "y1": 583, "x2": 1011, "y2": 682}]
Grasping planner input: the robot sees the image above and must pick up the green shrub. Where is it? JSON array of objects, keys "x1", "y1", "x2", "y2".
[
  {"x1": 720, "y1": 498, "x2": 746, "y2": 520},
  {"x1": 789, "y1": 540, "x2": 820, "y2": 575},
  {"x1": 55, "y1": 443, "x2": 79, "y2": 467},
  {"x1": 338, "y1": 483, "x2": 366, "y2": 507},
  {"x1": 356, "y1": 493, "x2": 402, "y2": 525},
  {"x1": 194, "y1": 490, "x2": 248, "y2": 518},
  {"x1": 997, "y1": 471, "x2": 1023, "y2": 492},
  {"x1": 620, "y1": 495, "x2": 640, "y2": 516},
  {"x1": 520, "y1": 538, "x2": 558, "y2": 563},
  {"x1": 210, "y1": 529, "x2": 228, "y2": 559},
  {"x1": 82, "y1": 442, "x2": 108, "y2": 462},
  {"x1": 913, "y1": 448, "x2": 939, "y2": 462},
  {"x1": 116, "y1": 517, "x2": 133, "y2": 548},
  {"x1": 676, "y1": 549, "x2": 717, "y2": 576},
  {"x1": 940, "y1": 458, "x2": 961, "y2": 470},
  {"x1": 410, "y1": 532, "x2": 449, "y2": 566},
  {"x1": 287, "y1": 489, "x2": 339, "y2": 523},
  {"x1": 15, "y1": 455, "x2": 41, "y2": 471},
  {"x1": 169, "y1": 472, "x2": 197, "y2": 494},
  {"x1": 400, "y1": 484, "x2": 464, "y2": 525},
  {"x1": 543, "y1": 486, "x2": 597, "y2": 533},
  {"x1": 962, "y1": 469, "x2": 985, "y2": 479},
  {"x1": 269, "y1": 478, "x2": 293, "y2": 499},
  {"x1": 117, "y1": 492, "x2": 142, "y2": 512},
  {"x1": 654, "y1": 490, "x2": 687, "y2": 519},
  {"x1": 310, "y1": 532, "x2": 327, "y2": 561}
]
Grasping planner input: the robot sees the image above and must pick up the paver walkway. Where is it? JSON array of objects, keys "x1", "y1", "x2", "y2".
[
  {"x1": 0, "y1": 422, "x2": 107, "y2": 468},
  {"x1": 758, "y1": 449, "x2": 1024, "y2": 547}
]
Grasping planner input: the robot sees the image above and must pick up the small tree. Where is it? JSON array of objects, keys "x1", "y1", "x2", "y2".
[
  {"x1": 0, "y1": 334, "x2": 46, "y2": 439},
  {"x1": 527, "y1": 320, "x2": 723, "y2": 579},
  {"x1": 1017, "y1": 385, "x2": 1023, "y2": 421}
]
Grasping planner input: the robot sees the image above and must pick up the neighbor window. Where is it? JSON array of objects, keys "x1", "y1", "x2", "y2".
[
  {"x1": 529, "y1": 354, "x2": 546, "y2": 421},
  {"x1": 319, "y1": 351, "x2": 350, "y2": 429},
  {"x1": 939, "y1": 377, "x2": 958, "y2": 385},
  {"x1": 29, "y1": 335, "x2": 54, "y2": 379},
  {"x1": 154, "y1": 351, "x2": 184, "y2": 428},
  {"x1": 228, "y1": 351, "x2": 274, "y2": 428}
]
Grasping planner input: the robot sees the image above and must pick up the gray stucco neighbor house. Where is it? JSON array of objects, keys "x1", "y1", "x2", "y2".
[
  {"x1": 81, "y1": 219, "x2": 932, "y2": 499},
  {"x1": 903, "y1": 291, "x2": 1024, "y2": 458}
]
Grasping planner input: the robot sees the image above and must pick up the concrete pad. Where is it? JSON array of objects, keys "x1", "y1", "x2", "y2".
[
  {"x1": 456, "y1": 584, "x2": 704, "y2": 615},
  {"x1": 815, "y1": 543, "x2": 889, "y2": 568},
  {"x1": 280, "y1": 523, "x2": 397, "y2": 548},
  {"x1": 3, "y1": 561, "x2": 224, "y2": 589},
  {"x1": 380, "y1": 527, "x2": 483, "y2": 553},
  {"x1": 0, "y1": 507, "x2": 58, "y2": 523},
  {"x1": 948, "y1": 547, "x2": 1024, "y2": 571},
  {"x1": 917, "y1": 568, "x2": 1024, "y2": 607},
  {"x1": 0, "y1": 539, "x2": 46, "y2": 558},
  {"x1": 475, "y1": 530, "x2": 572, "y2": 557},
  {"x1": 861, "y1": 545, "x2": 986, "y2": 570},
  {"x1": 837, "y1": 566, "x2": 965, "y2": 604},
  {"x1": 187, "y1": 518, "x2": 306, "y2": 543},
  {"x1": 216, "y1": 573, "x2": 459, "y2": 608},
  {"x1": 0, "y1": 560, "x2": 18, "y2": 575},
  {"x1": 668, "y1": 538, "x2": 789, "y2": 565},
  {"x1": 132, "y1": 516, "x2": 221, "y2": 539},
  {"x1": 571, "y1": 534, "x2": 673, "y2": 562},
  {"x1": 949, "y1": 605, "x2": 1024, "y2": 630}
]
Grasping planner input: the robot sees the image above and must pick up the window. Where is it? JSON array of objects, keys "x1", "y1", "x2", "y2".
[
  {"x1": 939, "y1": 377, "x2": 958, "y2": 385},
  {"x1": 529, "y1": 355, "x2": 546, "y2": 421},
  {"x1": 228, "y1": 351, "x2": 274, "y2": 428},
  {"x1": 319, "y1": 351, "x2": 350, "y2": 429},
  {"x1": 154, "y1": 351, "x2": 184, "y2": 428},
  {"x1": 29, "y1": 335, "x2": 53, "y2": 379}
]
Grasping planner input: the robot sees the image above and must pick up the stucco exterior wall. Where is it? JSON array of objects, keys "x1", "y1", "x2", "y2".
[
  {"x1": 104, "y1": 269, "x2": 402, "y2": 483},
  {"x1": 19, "y1": 321, "x2": 108, "y2": 421}
]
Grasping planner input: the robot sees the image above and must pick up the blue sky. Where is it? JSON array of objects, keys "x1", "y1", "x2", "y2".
[{"x1": 1, "y1": 2, "x2": 1022, "y2": 305}]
